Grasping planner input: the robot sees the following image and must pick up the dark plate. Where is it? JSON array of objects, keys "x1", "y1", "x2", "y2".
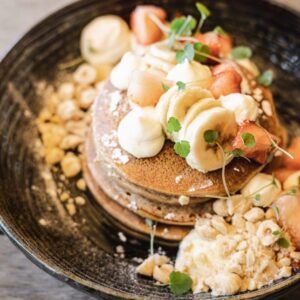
[{"x1": 0, "y1": 0, "x2": 300, "y2": 299}]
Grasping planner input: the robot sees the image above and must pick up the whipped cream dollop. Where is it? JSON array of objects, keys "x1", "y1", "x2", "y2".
[
  {"x1": 167, "y1": 59, "x2": 212, "y2": 84},
  {"x1": 110, "y1": 52, "x2": 146, "y2": 90},
  {"x1": 80, "y1": 15, "x2": 130, "y2": 65},
  {"x1": 220, "y1": 93, "x2": 258, "y2": 124},
  {"x1": 117, "y1": 107, "x2": 165, "y2": 158}
]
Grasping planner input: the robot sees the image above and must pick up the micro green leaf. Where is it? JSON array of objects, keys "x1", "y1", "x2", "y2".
[
  {"x1": 196, "y1": 2, "x2": 211, "y2": 32},
  {"x1": 213, "y1": 25, "x2": 227, "y2": 36},
  {"x1": 257, "y1": 70, "x2": 273, "y2": 86},
  {"x1": 162, "y1": 82, "x2": 170, "y2": 91},
  {"x1": 271, "y1": 175, "x2": 278, "y2": 188},
  {"x1": 241, "y1": 132, "x2": 256, "y2": 148},
  {"x1": 169, "y1": 16, "x2": 197, "y2": 47},
  {"x1": 277, "y1": 237, "x2": 290, "y2": 249},
  {"x1": 204, "y1": 130, "x2": 219, "y2": 144},
  {"x1": 287, "y1": 188, "x2": 297, "y2": 195},
  {"x1": 272, "y1": 230, "x2": 281, "y2": 236},
  {"x1": 194, "y1": 42, "x2": 210, "y2": 62},
  {"x1": 174, "y1": 140, "x2": 190, "y2": 158},
  {"x1": 176, "y1": 81, "x2": 186, "y2": 91},
  {"x1": 167, "y1": 117, "x2": 182, "y2": 133},
  {"x1": 145, "y1": 218, "x2": 153, "y2": 228},
  {"x1": 272, "y1": 205, "x2": 280, "y2": 221},
  {"x1": 176, "y1": 44, "x2": 195, "y2": 63},
  {"x1": 169, "y1": 271, "x2": 193, "y2": 296},
  {"x1": 231, "y1": 46, "x2": 252, "y2": 59},
  {"x1": 254, "y1": 194, "x2": 261, "y2": 201},
  {"x1": 231, "y1": 148, "x2": 244, "y2": 157}
]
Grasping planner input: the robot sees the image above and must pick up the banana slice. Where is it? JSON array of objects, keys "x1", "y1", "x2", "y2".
[
  {"x1": 180, "y1": 98, "x2": 221, "y2": 139},
  {"x1": 185, "y1": 107, "x2": 237, "y2": 173},
  {"x1": 219, "y1": 93, "x2": 258, "y2": 124},
  {"x1": 167, "y1": 86, "x2": 213, "y2": 141}
]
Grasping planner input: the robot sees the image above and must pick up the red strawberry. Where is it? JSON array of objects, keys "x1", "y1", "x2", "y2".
[
  {"x1": 210, "y1": 63, "x2": 242, "y2": 98},
  {"x1": 195, "y1": 32, "x2": 232, "y2": 58},
  {"x1": 232, "y1": 121, "x2": 278, "y2": 164},
  {"x1": 130, "y1": 5, "x2": 166, "y2": 45}
]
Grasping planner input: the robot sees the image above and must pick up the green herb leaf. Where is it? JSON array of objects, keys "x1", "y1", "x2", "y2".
[
  {"x1": 167, "y1": 117, "x2": 182, "y2": 133},
  {"x1": 174, "y1": 140, "x2": 190, "y2": 158},
  {"x1": 277, "y1": 237, "x2": 290, "y2": 249},
  {"x1": 194, "y1": 42, "x2": 210, "y2": 62},
  {"x1": 176, "y1": 44, "x2": 195, "y2": 63},
  {"x1": 169, "y1": 16, "x2": 197, "y2": 47},
  {"x1": 231, "y1": 46, "x2": 252, "y2": 59},
  {"x1": 254, "y1": 194, "x2": 261, "y2": 201},
  {"x1": 287, "y1": 188, "x2": 297, "y2": 195},
  {"x1": 241, "y1": 132, "x2": 256, "y2": 148},
  {"x1": 232, "y1": 148, "x2": 244, "y2": 157},
  {"x1": 176, "y1": 81, "x2": 186, "y2": 91},
  {"x1": 162, "y1": 82, "x2": 170, "y2": 92},
  {"x1": 257, "y1": 70, "x2": 273, "y2": 86},
  {"x1": 169, "y1": 271, "x2": 193, "y2": 296},
  {"x1": 196, "y1": 2, "x2": 211, "y2": 32},
  {"x1": 272, "y1": 230, "x2": 281, "y2": 236},
  {"x1": 273, "y1": 205, "x2": 280, "y2": 221},
  {"x1": 271, "y1": 175, "x2": 278, "y2": 188},
  {"x1": 213, "y1": 25, "x2": 227, "y2": 36},
  {"x1": 145, "y1": 218, "x2": 153, "y2": 228},
  {"x1": 204, "y1": 130, "x2": 219, "y2": 144}
]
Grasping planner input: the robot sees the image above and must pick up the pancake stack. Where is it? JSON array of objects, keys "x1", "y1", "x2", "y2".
[{"x1": 83, "y1": 71, "x2": 287, "y2": 242}]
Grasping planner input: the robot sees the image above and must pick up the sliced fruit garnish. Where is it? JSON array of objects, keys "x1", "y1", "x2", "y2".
[
  {"x1": 232, "y1": 121, "x2": 278, "y2": 164},
  {"x1": 210, "y1": 63, "x2": 242, "y2": 98},
  {"x1": 130, "y1": 5, "x2": 166, "y2": 45},
  {"x1": 195, "y1": 31, "x2": 232, "y2": 58}
]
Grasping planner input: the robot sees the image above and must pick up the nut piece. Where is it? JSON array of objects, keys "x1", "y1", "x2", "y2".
[
  {"x1": 79, "y1": 88, "x2": 97, "y2": 109},
  {"x1": 178, "y1": 195, "x2": 190, "y2": 206},
  {"x1": 45, "y1": 147, "x2": 64, "y2": 165},
  {"x1": 57, "y1": 100, "x2": 81, "y2": 121},
  {"x1": 153, "y1": 264, "x2": 174, "y2": 284},
  {"x1": 73, "y1": 63, "x2": 97, "y2": 85},
  {"x1": 211, "y1": 215, "x2": 228, "y2": 235},
  {"x1": 256, "y1": 220, "x2": 281, "y2": 246},
  {"x1": 58, "y1": 82, "x2": 75, "y2": 100},
  {"x1": 213, "y1": 199, "x2": 228, "y2": 217},
  {"x1": 227, "y1": 194, "x2": 251, "y2": 215},
  {"x1": 75, "y1": 196, "x2": 86, "y2": 206},
  {"x1": 60, "y1": 134, "x2": 83, "y2": 150},
  {"x1": 61, "y1": 152, "x2": 81, "y2": 177},
  {"x1": 76, "y1": 178, "x2": 86, "y2": 191},
  {"x1": 244, "y1": 207, "x2": 265, "y2": 223},
  {"x1": 136, "y1": 256, "x2": 155, "y2": 277}
]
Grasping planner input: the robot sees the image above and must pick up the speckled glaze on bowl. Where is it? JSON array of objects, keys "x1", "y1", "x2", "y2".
[{"x1": 0, "y1": 0, "x2": 300, "y2": 299}]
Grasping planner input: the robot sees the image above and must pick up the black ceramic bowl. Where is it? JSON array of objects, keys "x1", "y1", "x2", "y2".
[{"x1": 0, "y1": 0, "x2": 300, "y2": 299}]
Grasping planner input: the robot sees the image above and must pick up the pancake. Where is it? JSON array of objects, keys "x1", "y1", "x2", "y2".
[
  {"x1": 91, "y1": 78, "x2": 286, "y2": 200},
  {"x1": 85, "y1": 131, "x2": 212, "y2": 225},
  {"x1": 82, "y1": 152, "x2": 190, "y2": 242}
]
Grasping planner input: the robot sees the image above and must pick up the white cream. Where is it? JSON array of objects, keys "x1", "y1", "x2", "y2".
[
  {"x1": 80, "y1": 15, "x2": 130, "y2": 65},
  {"x1": 167, "y1": 59, "x2": 212, "y2": 84},
  {"x1": 117, "y1": 107, "x2": 165, "y2": 158},
  {"x1": 220, "y1": 93, "x2": 259, "y2": 124},
  {"x1": 242, "y1": 173, "x2": 282, "y2": 207},
  {"x1": 110, "y1": 52, "x2": 146, "y2": 90}
]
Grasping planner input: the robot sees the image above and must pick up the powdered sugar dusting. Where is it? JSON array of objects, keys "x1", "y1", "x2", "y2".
[
  {"x1": 109, "y1": 91, "x2": 122, "y2": 113},
  {"x1": 112, "y1": 148, "x2": 129, "y2": 164},
  {"x1": 127, "y1": 200, "x2": 138, "y2": 211},
  {"x1": 175, "y1": 175, "x2": 183, "y2": 184},
  {"x1": 164, "y1": 213, "x2": 175, "y2": 220},
  {"x1": 101, "y1": 130, "x2": 118, "y2": 148}
]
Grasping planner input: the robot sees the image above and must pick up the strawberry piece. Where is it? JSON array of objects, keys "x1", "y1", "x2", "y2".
[
  {"x1": 232, "y1": 121, "x2": 277, "y2": 164},
  {"x1": 283, "y1": 136, "x2": 300, "y2": 170},
  {"x1": 130, "y1": 5, "x2": 166, "y2": 45},
  {"x1": 195, "y1": 32, "x2": 232, "y2": 58},
  {"x1": 210, "y1": 63, "x2": 242, "y2": 98}
]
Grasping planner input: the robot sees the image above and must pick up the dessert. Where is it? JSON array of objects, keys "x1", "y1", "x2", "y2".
[{"x1": 36, "y1": 2, "x2": 300, "y2": 297}]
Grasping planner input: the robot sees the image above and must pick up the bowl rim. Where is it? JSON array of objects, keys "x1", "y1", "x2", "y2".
[{"x1": 0, "y1": 0, "x2": 300, "y2": 299}]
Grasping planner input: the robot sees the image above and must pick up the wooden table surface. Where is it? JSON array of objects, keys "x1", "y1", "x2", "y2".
[{"x1": 0, "y1": 0, "x2": 299, "y2": 299}]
